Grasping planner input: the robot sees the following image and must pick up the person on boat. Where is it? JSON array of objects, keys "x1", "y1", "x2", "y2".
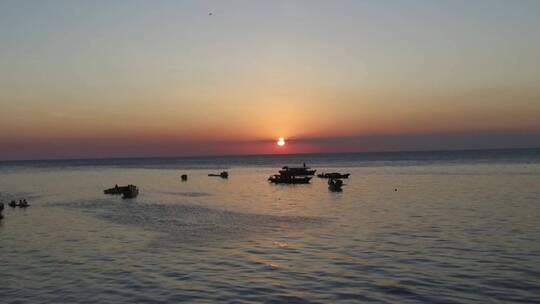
[{"x1": 328, "y1": 178, "x2": 343, "y2": 188}]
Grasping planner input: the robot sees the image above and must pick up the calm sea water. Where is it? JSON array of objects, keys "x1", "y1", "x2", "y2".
[{"x1": 1, "y1": 149, "x2": 539, "y2": 303}]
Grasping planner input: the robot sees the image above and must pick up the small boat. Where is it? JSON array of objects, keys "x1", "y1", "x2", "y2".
[
  {"x1": 104, "y1": 185, "x2": 124, "y2": 195},
  {"x1": 268, "y1": 174, "x2": 312, "y2": 184},
  {"x1": 104, "y1": 184, "x2": 139, "y2": 199},
  {"x1": 19, "y1": 199, "x2": 29, "y2": 208},
  {"x1": 121, "y1": 185, "x2": 139, "y2": 199},
  {"x1": 181, "y1": 174, "x2": 188, "y2": 181},
  {"x1": 328, "y1": 178, "x2": 344, "y2": 192},
  {"x1": 209, "y1": 171, "x2": 228, "y2": 178},
  {"x1": 279, "y1": 164, "x2": 316, "y2": 176},
  {"x1": 317, "y1": 172, "x2": 350, "y2": 179}
]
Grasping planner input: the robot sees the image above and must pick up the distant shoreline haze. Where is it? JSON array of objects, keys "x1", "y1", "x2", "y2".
[
  {"x1": 0, "y1": 138, "x2": 538, "y2": 163},
  {"x1": 1, "y1": 131, "x2": 539, "y2": 161}
]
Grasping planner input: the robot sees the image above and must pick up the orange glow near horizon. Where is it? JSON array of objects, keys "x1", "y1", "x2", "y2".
[{"x1": 1, "y1": 1, "x2": 540, "y2": 161}]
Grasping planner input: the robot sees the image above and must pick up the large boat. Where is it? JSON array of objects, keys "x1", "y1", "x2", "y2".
[
  {"x1": 278, "y1": 163, "x2": 316, "y2": 176},
  {"x1": 268, "y1": 174, "x2": 312, "y2": 184},
  {"x1": 317, "y1": 172, "x2": 350, "y2": 179}
]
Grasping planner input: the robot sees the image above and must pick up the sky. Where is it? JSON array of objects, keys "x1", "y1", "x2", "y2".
[{"x1": 1, "y1": 0, "x2": 539, "y2": 160}]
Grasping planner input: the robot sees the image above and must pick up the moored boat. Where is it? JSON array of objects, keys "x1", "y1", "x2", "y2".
[
  {"x1": 104, "y1": 184, "x2": 139, "y2": 199},
  {"x1": 208, "y1": 171, "x2": 228, "y2": 178},
  {"x1": 19, "y1": 199, "x2": 30, "y2": 207},
  {"x1": 122, "y1": 184, "x2": 139, "y2": 199},
  {"x1": 317, "y1": 172, "x2": 350, "y2": 179},
  {"x1": 279, "y1": 165, "x2": 316, "y2": 176},
  {"x1": 328, "y1": 178, "x2": 344, "y2": 191},
  {"x1": 268, "y1": 174, "x2": 312, "y2": 184}
]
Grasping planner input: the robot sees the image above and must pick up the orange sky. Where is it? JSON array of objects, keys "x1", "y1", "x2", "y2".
[{"x1": 1, "y1": 1, "x2": 540, "y2": 160}]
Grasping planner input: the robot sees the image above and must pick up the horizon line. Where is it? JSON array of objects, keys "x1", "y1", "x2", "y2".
[{"x1": 1, "y1": 146, "x2": 538, "y2": 164}]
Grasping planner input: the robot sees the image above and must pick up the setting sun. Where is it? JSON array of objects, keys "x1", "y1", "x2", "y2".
[{"x1": 277, "y1": 137, "x2": 286, "y2": 146}]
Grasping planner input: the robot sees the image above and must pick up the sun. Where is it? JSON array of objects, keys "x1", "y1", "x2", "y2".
[{"x1": 277, "y1": 137, "x2": 286, "y2": 147}]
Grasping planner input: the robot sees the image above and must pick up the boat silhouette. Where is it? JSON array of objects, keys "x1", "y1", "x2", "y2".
[
  {"x1": 268, "y1": 174, "x2": 312, "y2": 184},
  {"x1": 104, "y1": 184, "x2": 139, "y2": 199},
  {"x1": 317, "y1": 173, "x2": 350, "y2": 179}
]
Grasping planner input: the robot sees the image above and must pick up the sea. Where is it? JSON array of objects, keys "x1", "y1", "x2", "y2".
[{"x1": 1, "y1": 149, "x2": 539, "y2": 303}]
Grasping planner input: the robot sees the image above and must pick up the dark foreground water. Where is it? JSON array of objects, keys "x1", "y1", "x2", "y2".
[{"x1": 1, "y1": 149, "x2": 539, "y2": 303}]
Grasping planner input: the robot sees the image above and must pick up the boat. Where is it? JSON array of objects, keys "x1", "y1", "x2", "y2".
[
  {"x1": 269, "y1": 162, "x2": 315, "y2": 184},
  {"x1": 278, "y1": 163, "x2": 316, "y2": 176},
  {"x1": 104, "y1": 184, "x2": 139, "y2": 199},
  {"x1": 268, "y1": 174, "x2": 312, "y2": 184},
  {"x1": 328, "y1": 178, "x2": 344, "y2": 192},
  {"x1": 19, "y1": 199, "x2": 29, "y2": 208},
  {"x1": 317, "y1": 172, "x2": 350, "y2": 179},
  {"x1": 209, "y1": 171, "x2": 228, "y2": 178},
  {"x1": 121, "y1": 185, "x2": 139, "y2": 199}
]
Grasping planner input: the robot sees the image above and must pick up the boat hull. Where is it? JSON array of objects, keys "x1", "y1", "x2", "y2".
[
  {"x1": 279, "y1": 169, "x2": 316, "y2": 176},
  {"x1": 327, "y1": 178, "x2": 344, "y2": 191},
  {"x1": 268, "y1": 176, "x2": 312, "y2": 184},
  {"x1": 208, "y1": 171, "x2": 228, "y2": 178},
  {"x1": 317, "y1": 173, "x2": 350, "y2": 179},
  {"x1": 328, "y1": 185, "x2": 343, "y2": 192},
  {"x1": 104, "y1": 185, "x2": 139, "y2": 199}
]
